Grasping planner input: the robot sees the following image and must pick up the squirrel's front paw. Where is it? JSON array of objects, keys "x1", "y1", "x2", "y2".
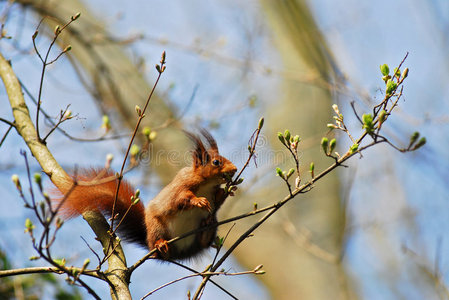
[
  {"x1": 191, "y1": 196, "x2": 211, "y2": 212},
  {"x1": 154, "y1": 239, "x2": 169, "y2": 255}
]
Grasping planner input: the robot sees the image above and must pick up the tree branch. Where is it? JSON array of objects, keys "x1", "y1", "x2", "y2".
[
  {"x1": 0, "y1": 51, "x2": 130, "y2": 300},
  {"x1": 0, "y1": 266, "x2": 98, "y2": 278}
]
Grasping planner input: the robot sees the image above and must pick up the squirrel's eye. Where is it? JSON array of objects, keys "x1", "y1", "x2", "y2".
[{"x1": 212, "y1": 159, "x2": 221, "y2": 166}]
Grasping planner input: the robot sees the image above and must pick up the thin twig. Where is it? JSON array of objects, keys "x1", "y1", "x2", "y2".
[
  {"x1": 107, "y1": 51, "x2": 166, "y2": 257},
  {"x1": 142, "y1": 268, "x2": 257, "y2": 299},
  {"x1": 191, "y1": 54, "x2": 413, "y2": 296},
  {"x1": 231, "y1": 126, "x2": 262, "y2": 185},
  {"x1": 19, "y1": 77, "x2": 128, "y2": 142},
  {"x1": 165, "y1": 260, "x2": 238, "y2": 300},
  {"x1": 0, "y1": 122, "x2": 14, "y2": 147},
  {"x1": 33, "y1": 15, "x2": 78, "y2": 142},
  {"x1": 81, "y1": 236, "x2": 102, "y2": 266}
]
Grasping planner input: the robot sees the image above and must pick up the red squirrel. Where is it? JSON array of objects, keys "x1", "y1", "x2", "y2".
[{"x1": 56, "y1": 130, "x2": 237, "y2": 260}]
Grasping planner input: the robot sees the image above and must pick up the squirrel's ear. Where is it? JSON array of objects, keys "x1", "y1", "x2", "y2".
[
  {"x1": 199, "y1": 128, "x2": 218, "y2": 151},
  {"x1": 184, "y1": 130, "x2": 210, "y2": 166}
]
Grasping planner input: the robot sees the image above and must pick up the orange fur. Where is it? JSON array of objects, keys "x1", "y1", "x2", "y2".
[
  {"x1": 55, "y1": 130, "x2": 237, "y2": 260},
  {"x1": 56, "y1": 168, "x2": 147, "y2": 246}
]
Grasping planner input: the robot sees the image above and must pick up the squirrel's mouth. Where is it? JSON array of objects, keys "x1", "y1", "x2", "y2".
[{"x1": 221, "y1": 170, "x2": 237, "y2": 182}]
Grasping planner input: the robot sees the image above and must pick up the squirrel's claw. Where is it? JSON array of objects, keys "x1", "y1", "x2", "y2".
[
  {"x1": 191, "y1": 196, "x2": 212, "y2": 212},
  {"x1": 154, "y1": 239, "x2": 169, "y2": 254}
]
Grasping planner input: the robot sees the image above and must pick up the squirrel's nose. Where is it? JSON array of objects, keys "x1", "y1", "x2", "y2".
[{"x1": 223, "y1": 164, "x2": 237, "y2": 176}]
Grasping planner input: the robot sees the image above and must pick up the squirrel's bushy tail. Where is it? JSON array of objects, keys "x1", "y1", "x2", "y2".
[{"x1": 55, "y1": 168, "x2": 147, "y2": 247}]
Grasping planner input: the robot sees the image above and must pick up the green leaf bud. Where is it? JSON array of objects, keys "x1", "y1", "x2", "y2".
[
  {"x1": 135, "y1": 105, "x2": 142, "y2": 116},
  {"x1": 258, "y1": 117, "x2": 264, "y2": 130},
  {"x1": 142, "y1": 126, "x2": 151, "y2": 137},
  {"x1": 102, "y1": 115, "x2": 111, "y2": 131},
  {"x1": 321, "y1": 137, "x2": 329, "y2": 154},
  {"x1": 82, "y1": 259, "x2": 90, "y2": 269},
  {"x1": 393, "y1": 67, "x2": 401, "y2": 77},
  {"x1": 11, "y1": 174, "x2": 22, "y2": 192},
  {"x1": 286, "y1": 168, "x2": 295, "y2": 179},
  {"x1": 25, "y1": 218, "x2": 35, "y2": 233},
  {"x1": 63, "y1": 45, "x2": 72, "y2": 52},
  {"x1": 362, "y1": 113, "x2": 374, "y2": 133},
  {"x1": 293, "y1": 135, "x2": 300, "y2": 143},
  {"x1": 56, "y1": 217, "x2": 64, "y2": 229},
  {"x1": 284, "y1": 130, "x2": 291, "y2": 143},
  {"x1": 332, "y1": 104, "x2": 340, "y2": 115},
  {"x1": 277, "y1": 132, "x2": 285, "y2": 145},
  {"x1": 214, "y1": 236, "x2": 224, "y2": 247},
  {"x1": 349, "y1": 143, "x2": 359, "y2": 154},
  {"x1": 410, "y1": 131, "x2": 420, "y2": 145},
  {"x1": 362, "y1": 113, "x2": 373, "y2": 125},
  {"x1": 149, "y1": 131, "x2": 157, "y2": 141},
  {"x1": 33, "y1": 173, "x2": 42, "y2": 186},
  {"x1": 130, "y1": 144, "x2": 140, "y2": 156},
  {"x1": 378, "y1": 110, "x2": 387, "y2": 125},
  {"x1": 160, "y1": 51, "x2": 166, "y2": 64},
  {"x1": 290, "y1": 135, "x2": 300, "y2": 149},
  {"x1": 380, "y1": 64, "x2": 390, "y2": 76},
  {"x1": 72, "y1": 12, "x2": 81, "y2": 20},
  {"x1": 254, "y1": 264, "x2": 264, "y2": 272},
  {"x1": 386, "y1": 79, "x2": 398, "y2": 96},
  {"x1": 329, "y1": 138, "x2": 337, "y2": 154},
  {"x1": 401, "y1": 68, "x2": 409, "y2": 79},
  {"x1": 413, "y1": 137, "x2": 426, "y2": 150},
  {"x1": 63, "y1": 110, "x2": 73, "y2": 120},
  {"x1": 54, "y1": 258, "x2": 66, "y2": 267},
  {"x1": 276, "y1": 167, "x2": 284, "y2": 179}
]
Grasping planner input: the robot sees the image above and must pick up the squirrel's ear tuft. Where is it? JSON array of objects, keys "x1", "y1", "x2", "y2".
[
  {"x1": 199, "y1": 128, "x2": 218, "y2": 151},
  {"x1": 184, "y1": 130, "x2": 210, "y2": 166}
]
